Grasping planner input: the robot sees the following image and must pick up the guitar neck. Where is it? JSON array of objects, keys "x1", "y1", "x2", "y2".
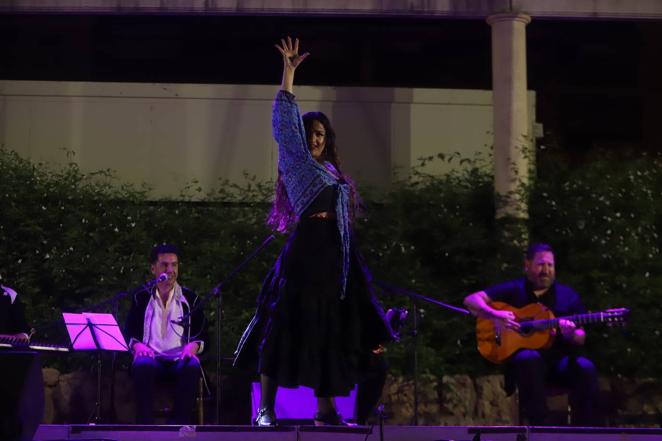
[{"x1": 523, "y1": 311, "x2": 614, "y2": 330}]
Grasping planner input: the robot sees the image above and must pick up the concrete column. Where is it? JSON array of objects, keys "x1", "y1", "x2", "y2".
[
  {"x1": 640, "y1": 23, "x2": 662, "y2": 151},
  {"x1": 487, "y1": 13, "x2": 532, "y2": 219}
]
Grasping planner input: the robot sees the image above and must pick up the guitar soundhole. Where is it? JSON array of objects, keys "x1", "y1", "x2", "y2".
[
  {"x1": 519, "y1": 327, "x2": 533, "y2": 336},
  {"x1": 519, "y1": 318, "x2": 535, "y2": 336}
]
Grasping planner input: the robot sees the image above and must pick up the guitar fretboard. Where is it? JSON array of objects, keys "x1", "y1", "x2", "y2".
[{"x1": 521, "y1": 309, "x2": 628, "y2": 331}]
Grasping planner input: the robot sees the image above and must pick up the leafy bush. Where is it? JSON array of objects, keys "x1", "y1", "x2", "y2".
[
  {"x1": 0, "y1": 148, "x2": 278, "y2": 371},
  {"x1": 1, "y1": 145, "x2": 659, "y2": 380},
  {"x1": 529, "y1": 146, "x2": 662, "y2": 378}
]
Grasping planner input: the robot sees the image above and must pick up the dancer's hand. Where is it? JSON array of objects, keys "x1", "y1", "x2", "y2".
[
  {"x1": 275, "y1": 36, "x2": 310, "y2": 71},
  {"x1": 275, "y1": 36, "x2": 309, "y2": 93}
]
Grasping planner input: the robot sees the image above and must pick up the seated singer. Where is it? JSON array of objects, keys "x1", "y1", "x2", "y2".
[
  {"x1": 463, "y1": 243, "x2": 599, "y2": 426},
  {"x1": 125, "y1": 244, "x2": 206, "y2": 424}
]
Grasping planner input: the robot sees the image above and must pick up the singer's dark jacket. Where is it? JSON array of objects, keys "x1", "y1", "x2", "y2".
[{"x1": 124, "y1": 285, "x2": 206, "y2": 351}]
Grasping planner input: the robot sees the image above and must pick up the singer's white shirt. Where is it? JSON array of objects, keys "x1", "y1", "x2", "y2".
[{"x1": 146, "y1": 286, "x2": 187, "y2": 355}]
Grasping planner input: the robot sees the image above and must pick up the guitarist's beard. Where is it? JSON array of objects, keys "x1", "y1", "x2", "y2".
[{"x1": 529, "y1": 273, "x2": 554, "y2": 291}]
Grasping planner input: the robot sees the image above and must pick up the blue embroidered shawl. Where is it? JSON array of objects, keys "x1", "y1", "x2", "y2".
[{"x1": 272, "y1": 90, "x2": 352, "y2": 299}]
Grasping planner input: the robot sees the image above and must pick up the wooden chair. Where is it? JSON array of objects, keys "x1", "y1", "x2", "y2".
[{"x1": 153, "y1": 377, "x2": 206, "y2": 424}]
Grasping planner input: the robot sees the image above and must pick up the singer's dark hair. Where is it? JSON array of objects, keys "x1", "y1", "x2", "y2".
[{"x1": 150, "y1": 243, "x2": 180, "y2": 263}]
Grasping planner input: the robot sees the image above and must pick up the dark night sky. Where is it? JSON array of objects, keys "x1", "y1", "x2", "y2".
[{"x1": 1, "y1": 14, "x2": 660, "y2": 153}]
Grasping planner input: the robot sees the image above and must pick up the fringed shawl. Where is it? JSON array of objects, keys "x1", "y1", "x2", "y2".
[{"x1": 272, "y1": 90, "x2": 352, "y2": 299}]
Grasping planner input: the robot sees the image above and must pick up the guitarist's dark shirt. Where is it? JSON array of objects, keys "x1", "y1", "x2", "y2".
[
  {"x1": 485, "y1": 277, "x2": 587, "y2": 393},
  {"x1": 485, "y1": 277, "x2": 586, "y2": 318}
]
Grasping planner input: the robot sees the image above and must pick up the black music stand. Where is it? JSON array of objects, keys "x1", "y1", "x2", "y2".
[{"x1": 63, "y1": 312, "x2": 129, "y2": 423}]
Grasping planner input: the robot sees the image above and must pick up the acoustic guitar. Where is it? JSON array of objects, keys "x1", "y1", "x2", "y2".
[{"x1": 475, "y1": 301, "x2": 628, "y2": 364}]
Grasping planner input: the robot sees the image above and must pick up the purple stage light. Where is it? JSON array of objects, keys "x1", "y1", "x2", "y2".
[{"x1": 251, "y1": 382, "x2": 357, "y2": 422}]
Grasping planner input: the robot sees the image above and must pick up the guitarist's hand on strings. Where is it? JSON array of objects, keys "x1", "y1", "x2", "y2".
[
  {"x1": 491, "y1": 309, "x2": 521, "y2": 331},
  {"x1": 464, "y1": 290, "x2": 521, "y2": 331},
  {"x1": 557, "y1": 319, "x2": 586, "y2": 345},
  {"x1": 557, "y1": 318, "x2": 576, "y2": 338}
]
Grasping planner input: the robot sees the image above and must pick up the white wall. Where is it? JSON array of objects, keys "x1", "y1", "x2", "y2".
[
  {"x1": 3, "y1": 1, "x2": 662, "y2": 20},
  {"x1": 0, "y1": 80, "x2": 536, "y2": 198}
]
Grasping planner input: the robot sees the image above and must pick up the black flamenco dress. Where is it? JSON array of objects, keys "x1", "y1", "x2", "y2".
[{"x1": 234, "y1": 186, "x2": 392, "y2": 397}]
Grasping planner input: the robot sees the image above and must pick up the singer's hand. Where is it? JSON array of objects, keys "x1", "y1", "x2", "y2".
[
  {"x1": 132, "y1": 342, "x2": 155, "y2": 360},
  {"x1": 177, "y1": 342, "x2": 200, "y2": 362}
]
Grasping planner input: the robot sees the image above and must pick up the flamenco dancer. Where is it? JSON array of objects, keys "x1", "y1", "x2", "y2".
[{"x1": 234, "y1": 37, "x2": 394, "y2": 426}]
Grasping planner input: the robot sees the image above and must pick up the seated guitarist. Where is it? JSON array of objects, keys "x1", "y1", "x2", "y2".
[
  {"x1": 463, "y1": 243, "x2": 599, "y2": 426},
  {"x1": 0, "y1": 284, "x2": 30, "y2": 343}
]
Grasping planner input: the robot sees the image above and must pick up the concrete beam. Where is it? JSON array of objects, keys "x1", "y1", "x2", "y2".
[{"x1": 1, "y1": 0, "x2": 662, "y2": 20}]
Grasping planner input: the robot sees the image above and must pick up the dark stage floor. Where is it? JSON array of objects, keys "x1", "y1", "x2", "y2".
[{"x1": 34, "y1": 424, "x2": 662, "y2": 441}]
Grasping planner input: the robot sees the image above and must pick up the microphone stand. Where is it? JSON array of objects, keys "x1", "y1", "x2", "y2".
[
  {"x1": 373, "y1": 280, "x2": 471, "y2": 317},
  {"x1": 33, "y1": 275, "x2": 164, "y2": 339},
  {"x1": 372, "y1": 280, "x2": 470, "y2": 426},
  {"x1": 176, "y1": 234, "x2": 276, "y2": 424}
]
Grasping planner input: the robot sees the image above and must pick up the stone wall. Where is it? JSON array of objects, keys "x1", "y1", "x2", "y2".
[
  {"x1": 381, "y1": 373, "x2": 516, "y2": 425},
  {"x1": 40, "y1": 368, "x2": 662, "y2": 426},
  {"x1": 379, "y1": 373, "x2": 662, "y2": 427}
]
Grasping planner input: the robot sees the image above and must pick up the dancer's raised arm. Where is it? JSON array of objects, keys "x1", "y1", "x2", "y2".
[{"x1": 274, "y1": 36, "x2": 309, "y2": 94}]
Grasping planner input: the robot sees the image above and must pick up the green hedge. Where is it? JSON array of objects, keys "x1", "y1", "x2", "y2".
[{"x1": 1, "y1": 146, "x2": 660, "y2": 379}]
